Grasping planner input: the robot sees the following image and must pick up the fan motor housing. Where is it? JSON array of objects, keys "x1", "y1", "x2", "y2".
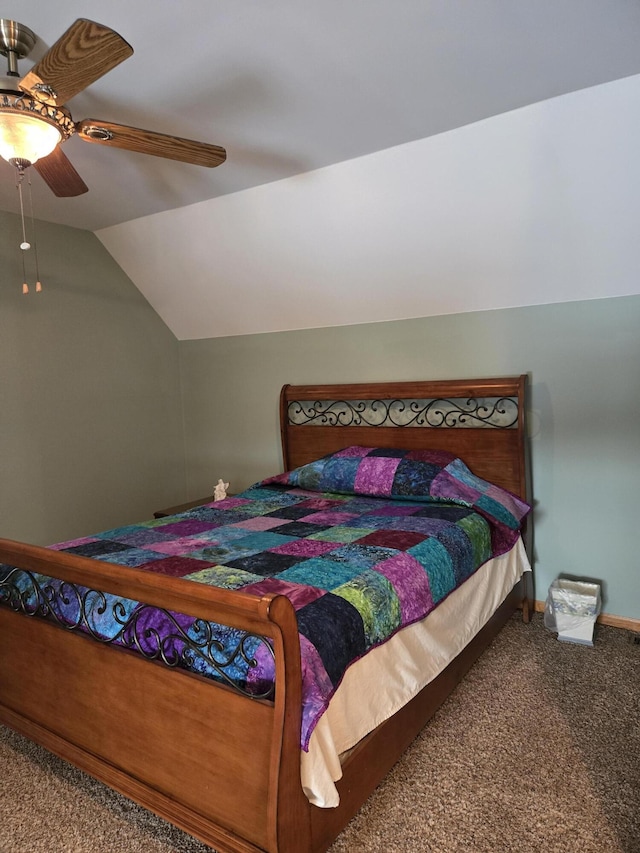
[{"x1": 0, "y1": 19, "x2": 37, "y2": 58}]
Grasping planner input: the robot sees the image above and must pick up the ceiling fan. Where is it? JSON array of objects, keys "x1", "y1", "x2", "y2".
[{"x1": 0, "y1": 17, "x2": 227, "y2": 197}]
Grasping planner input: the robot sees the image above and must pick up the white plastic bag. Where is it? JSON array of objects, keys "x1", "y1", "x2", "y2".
[
  {"x1": 544, "y1": 579, "x2": 601, "y2": 645},
  {"x1": 543, "y1": 588, "x2": 557, "y2": 631}
]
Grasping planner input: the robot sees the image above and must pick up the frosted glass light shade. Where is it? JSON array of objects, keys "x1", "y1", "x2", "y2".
[{"x1": 0, "y1": 112, "x2": 61, "y2": 164}]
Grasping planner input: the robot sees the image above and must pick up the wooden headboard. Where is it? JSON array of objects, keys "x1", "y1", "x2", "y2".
[{"x1": 280, "y1": 376, "x2": 529, "y2": 502}]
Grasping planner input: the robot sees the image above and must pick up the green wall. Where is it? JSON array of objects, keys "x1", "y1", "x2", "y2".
[
  {"x1": 3, "y1": 208, "x2": 637, "y2": 619},
  {"x1": 0, "y1": 211, "x2": 186, "y2": 544},
  {"x1": 180, "y1": 295, "x2": 640, "y2": 620}
]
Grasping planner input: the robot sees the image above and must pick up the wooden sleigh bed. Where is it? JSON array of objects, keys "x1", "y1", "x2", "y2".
[{"x1": 0, "y1": 376, "x2": 532, "y2": 853}]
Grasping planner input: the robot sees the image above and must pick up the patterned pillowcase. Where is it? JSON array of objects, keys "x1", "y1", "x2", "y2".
[{"x1": 263, "y1": 446, "x2": 530, "y2": 531}]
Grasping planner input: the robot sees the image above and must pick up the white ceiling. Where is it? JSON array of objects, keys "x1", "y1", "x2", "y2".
[{"x1": 2, "y1": 0, "x2": 640, "y2": 233}]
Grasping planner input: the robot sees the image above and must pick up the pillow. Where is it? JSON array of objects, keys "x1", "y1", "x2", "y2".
[{"x1": 262, "y1": 446, "x2": 530, "y2": 531}]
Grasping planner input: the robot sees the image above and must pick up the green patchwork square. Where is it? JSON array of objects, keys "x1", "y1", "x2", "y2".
[
  {"x1": 184, "y1": 564, "x2": 260, "y2": 590},
  {"x1": 333, "y1": 569, "x2": 401, "y2": 645},
  {"x1": 308, "y1": 526, "x2": 374, "y2": 544}
]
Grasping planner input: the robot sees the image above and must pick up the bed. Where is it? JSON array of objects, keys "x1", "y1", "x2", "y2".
[{"x1": 0, "y1": 376, "x2": 532, "y2": 853}]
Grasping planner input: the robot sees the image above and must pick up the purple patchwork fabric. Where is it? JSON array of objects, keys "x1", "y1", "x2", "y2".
[
  {"x1": 354, "y1": 456, "x2": 400, "y2": 496},
  {"x1": 1, "y1": 448, "x2": 529, "y2": 751},
  {"x1": 264, "y1": 446, "x2": 529, "y2": 549}
]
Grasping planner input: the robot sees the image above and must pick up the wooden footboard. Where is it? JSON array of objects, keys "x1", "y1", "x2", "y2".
[{"x1": 0, "y1": 538, "x2": 310, "y2": 853}]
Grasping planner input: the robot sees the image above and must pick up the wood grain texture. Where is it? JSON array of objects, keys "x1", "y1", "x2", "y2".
[
  {"x1": 0, "y1": 607, "x2": 273, "y2": 849},
  {"x1": 0, "y1": 577, "x2": 305, "y2": 852},
  {"x1": 20, "y1": 19, "x2": 133, "y2": 105},
  {"x1": 34, "y1": 146, "x2": 88, "y2": 196},
  {"x1": 77, "y1": 119, "x2": 227, "y2": 167}
]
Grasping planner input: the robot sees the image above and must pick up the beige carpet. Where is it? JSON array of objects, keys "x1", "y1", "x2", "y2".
[{"x1": 1, "y1": 613, "x2": 638, "y2": 853}]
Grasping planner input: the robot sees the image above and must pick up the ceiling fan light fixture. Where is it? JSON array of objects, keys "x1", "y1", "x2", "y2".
[
  {"x1": 0, "y1": 110, "x2": 61, "y2": 164},
  {"x1": 0, "y1": 92, "x2": 74, "y2": 165}
]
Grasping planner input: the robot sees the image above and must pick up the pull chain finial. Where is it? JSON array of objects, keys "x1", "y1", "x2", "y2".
[{"x1": 14, "y1": 160, "x2": 43, "y2": 293}]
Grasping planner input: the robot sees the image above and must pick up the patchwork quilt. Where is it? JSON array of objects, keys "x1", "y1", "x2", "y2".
[{"x1": 0, "y1": 447, "x2": 529, "y2": 749}]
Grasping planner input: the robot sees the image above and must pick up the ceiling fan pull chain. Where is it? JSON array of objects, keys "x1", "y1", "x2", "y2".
[
  {"x1": 15, "y1": 165, "x2": 30, "y2": 293},
  {"x1": 26, "y1": 171, "x2": 42, "y2": 292},
  {"x1": 14, "y1": 163, "x2": 42, "y2": 293}
]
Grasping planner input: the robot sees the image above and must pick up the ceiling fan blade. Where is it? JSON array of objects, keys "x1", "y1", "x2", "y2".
[
  {"x1": 19, "y1": 19, "x2": 133, "y2": 105},
  {"x1": 33, "y1": 146, "x2": 88, "y2": 197},
  {"x1": 76, "y1": 120, "x2": 227, "y2": 168}
]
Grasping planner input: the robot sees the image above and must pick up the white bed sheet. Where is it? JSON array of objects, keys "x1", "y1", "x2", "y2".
[{"x1": 301, "y1": 536, "x2": 530, "y2": 807}]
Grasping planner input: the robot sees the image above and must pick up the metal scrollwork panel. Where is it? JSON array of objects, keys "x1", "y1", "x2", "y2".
[
  {"x1": 288, "y1": 396, "x2": 518, "y2": 429},
  {"x1": 0, "y1": 566, "x2": 275, "y2": 701}
]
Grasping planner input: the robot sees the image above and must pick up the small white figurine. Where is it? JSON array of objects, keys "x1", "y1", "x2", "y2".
[{"x1": 214, "y1": 478, "x2": 229, "y2": 501}]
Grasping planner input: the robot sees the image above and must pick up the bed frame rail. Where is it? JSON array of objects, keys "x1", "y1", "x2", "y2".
[{"x1": 0, "y1": 538, "x2": 310, "y2": 853}]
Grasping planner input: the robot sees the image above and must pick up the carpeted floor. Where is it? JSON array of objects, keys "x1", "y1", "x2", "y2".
[{"x1": 1, "y1": 613, "x2": 638, "y2": 853}]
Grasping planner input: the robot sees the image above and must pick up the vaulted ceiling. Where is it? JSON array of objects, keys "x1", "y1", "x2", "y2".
[{"x1": 2, "y1": 1, "x2": 640, "y2": 233}]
